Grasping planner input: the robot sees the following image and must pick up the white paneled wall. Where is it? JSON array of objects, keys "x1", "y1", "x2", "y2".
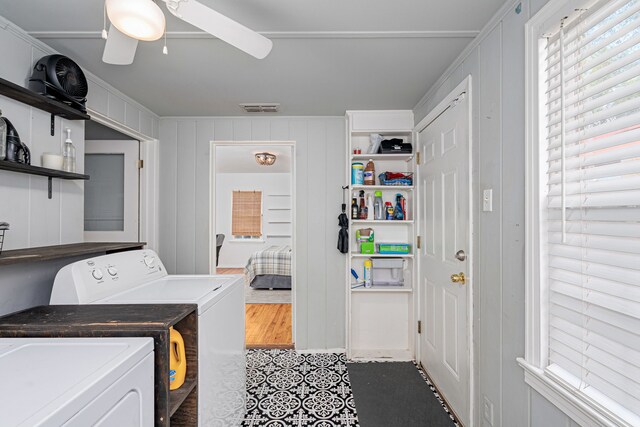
[
  {"x1": 0, "y1": 22, "x2": 85, "y2": 249},
  {"x1": 0, "y1": 15, "x2": 159, "y2": 251},
  {"x1": 413, "y1": 0, "x2": 579, "y2": 426},
  {"x1": 0, "y1": 15, "x2": 160, "y2": 317},
  {"x1": 215, "y1": 172, "x2": 292, "y2": 267},
  {"x1": 158, "y1": 117, "x2": 346, "y2": 350}
]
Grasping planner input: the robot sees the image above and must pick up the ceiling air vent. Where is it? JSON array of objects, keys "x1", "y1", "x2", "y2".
[{"x1": 240, "y1": 103, "x2": 280, "y2": 113}]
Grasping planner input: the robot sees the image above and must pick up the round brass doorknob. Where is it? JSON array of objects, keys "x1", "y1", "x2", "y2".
[{"x1": 451, "y1": 272, "x2": 466, "y2": 284}]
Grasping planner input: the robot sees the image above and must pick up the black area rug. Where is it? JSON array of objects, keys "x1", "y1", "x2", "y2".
[{"x1": 347, "y1": 362, "x2": 456, "y2": 427}]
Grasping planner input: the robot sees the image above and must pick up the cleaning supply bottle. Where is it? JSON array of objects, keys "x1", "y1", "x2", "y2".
[
  {"x1": 169, "y1": 327, "x2": 187, "y2": 390},
  {"x1": 358, "y1": 190, "x2": 366, "y2": 219},
  {"x1": 364, "y1": 159, "x2": 376, "y2": 185},
  {"x1": 374, "y1": 191, "x2": 384, "y2": 220},
  {"x1": 363, "y1": 259, "x2": 373, "y2": 288},
  {"x1": 62, "y1": 128, "x2": 76, "y2": 173},
  {"x1": 366, "y1": 193, "x2": 374, "y2": 220},
  {"x1": 351, "y1": 197, "x2": 359, "y2": 220},
  {"x1": 385, "y1": 202, "x2": 394, "y2": 220},
  {"x1": 394, "y1": 194, "x2": 406, "y2": 220}
]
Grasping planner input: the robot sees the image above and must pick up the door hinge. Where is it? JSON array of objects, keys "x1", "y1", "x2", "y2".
[
  {"x1": 137, "y1": 159, "x2": 144, "y2": 169},
  {"x1": 418, "y1": 320, "x2": 422, "y2": 334},
  {"x1": 416, "y1": 152, "x2": 421, "y2": 165},
  {"x1": 417, "y1": 235, "x2": 421, "y2": 249}
]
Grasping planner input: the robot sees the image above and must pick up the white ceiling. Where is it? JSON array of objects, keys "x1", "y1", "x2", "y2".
[
  {"x1": 215, "y1": 145, "x2": 292, "y2": 173},
  {"x1": 0, "y1": 0, "x2": 506, "y2": 116}
]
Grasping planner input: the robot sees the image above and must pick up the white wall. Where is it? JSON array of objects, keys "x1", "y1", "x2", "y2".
[
  {"x1": 215, "y1": 172, "x2": 292, "y2": 268},
  {"x1": 158, "y1": 117, "x2": 346, "y2": 350},
  {"x1": 413, "y1": 0, "x2": 579, "y2": 426},
  {"x1": 0, "y1": 15, "x2": 160, "y2": 316}
]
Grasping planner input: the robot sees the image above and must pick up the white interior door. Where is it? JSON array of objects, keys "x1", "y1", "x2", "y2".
[
  {"x1": 418, "y1": 91, "x2": 471, "y2": 425},
  {"x1": 84, "y1": 140, "x2": 140, "y2": 242}
]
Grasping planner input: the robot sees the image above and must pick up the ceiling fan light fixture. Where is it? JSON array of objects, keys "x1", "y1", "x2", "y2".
[
  {"x1": 106, "y1": 0, "x2": 166, "y2": 42},
  {"x1": 255, "y1": 152, "x2": 277, "y2": 166}
]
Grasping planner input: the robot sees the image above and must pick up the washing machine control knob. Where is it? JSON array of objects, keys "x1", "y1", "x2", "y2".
[
  {"x1": 92, "y1": 269, "x2": 104, "y2": 281},
  {"x1": 107, "y1": 267, "x2": 118, "y2": 276},
  {"x1": 144, "y1": 256, "x2": 156, "y2": 267}
]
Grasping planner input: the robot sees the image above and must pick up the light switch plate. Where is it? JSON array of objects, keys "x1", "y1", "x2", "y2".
[{"x1": 483, "y1": 189, "x2": 493, "y2": 212}]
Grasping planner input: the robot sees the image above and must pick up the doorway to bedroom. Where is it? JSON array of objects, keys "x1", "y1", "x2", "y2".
[{"x1": 211, "y1": 142, "x2": 295, "y2": 349}]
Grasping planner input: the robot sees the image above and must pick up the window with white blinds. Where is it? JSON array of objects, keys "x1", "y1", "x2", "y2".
[{"x1": 540, "y1": 0, "x2": 640, "y2": 424}]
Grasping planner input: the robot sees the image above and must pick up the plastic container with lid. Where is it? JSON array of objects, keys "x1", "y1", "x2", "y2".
[
  {"x1": 374, "y1": 191, "x2": 384, "y2": 220},
  {"x1": 364, "y1": 159, "x2": 376, "y2": 185},
  {"x1": 351, "y1": 162, "x2": 364, "y2": 185}
]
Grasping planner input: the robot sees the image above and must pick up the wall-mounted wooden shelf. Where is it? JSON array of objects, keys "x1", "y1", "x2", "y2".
[
  {"x1": 0, "y1": 77, "x2": 90, "y2": 135},
  {"x1": 0, "y1": 242, "x2": 145, "y2": 266},
  {"x1": 0, "y1": 160, "x2": 89, "y2": 199}
]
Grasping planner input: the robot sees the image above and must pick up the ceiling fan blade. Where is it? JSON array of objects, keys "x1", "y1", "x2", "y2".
[
  {"x1": 166, "y1": 0, "x2": 273, "y2": 59},
  {"x1": 102, "y1": 24, "x2": 139, "y2": 65}
]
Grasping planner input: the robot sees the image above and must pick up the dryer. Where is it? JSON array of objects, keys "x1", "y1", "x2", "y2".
[
  {"x1": 51, "y1": 249, "x2": 246, "y2": 427},
  {"x1": 0, "y1": 337, "x2": 154, "y2": 427}
]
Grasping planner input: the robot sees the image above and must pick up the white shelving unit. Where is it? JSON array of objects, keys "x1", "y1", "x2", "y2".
[{"x1": 345, "y1": 110, "x2": 416, "y2": 361}]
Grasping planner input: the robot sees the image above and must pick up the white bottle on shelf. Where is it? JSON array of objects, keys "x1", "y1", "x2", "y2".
[
  {"x1": 366, "y1": 193, "x2": 374, "y2": 220},
  {"x1": 62, "y1": 128, "x2": 76, "y2": 173}
]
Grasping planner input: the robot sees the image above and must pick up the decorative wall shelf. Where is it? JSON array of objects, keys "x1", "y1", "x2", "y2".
[
  {"x1": 0, "y1": 160, "x2": 89, "y2": 199},
  {"x1": 0, "y1": 77, "x2": 90, "y2": 135}
]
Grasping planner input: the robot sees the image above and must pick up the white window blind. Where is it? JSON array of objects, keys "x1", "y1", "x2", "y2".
[{"x1": 541, "y1": 0, "x2": 640, "y2": 425}]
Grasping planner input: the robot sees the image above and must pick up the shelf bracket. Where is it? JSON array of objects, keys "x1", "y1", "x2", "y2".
[
  {"x1": 47, "y1": 177, "x2": 52, "y2": 199},
  {"x1": 50, "y1": 113, "x2": 55, "y2": 136}
]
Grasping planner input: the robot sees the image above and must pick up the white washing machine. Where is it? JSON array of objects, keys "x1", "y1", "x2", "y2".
[
  {"x1": 50, "y1": 249, "x2": 246, "y2": 427},
  {"x1": 0, "y1": 337, "x2": 154, "y2": 427}
]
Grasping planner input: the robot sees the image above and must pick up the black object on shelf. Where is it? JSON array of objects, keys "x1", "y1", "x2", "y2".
[
  {"x1": 29, "y1": 55, "x2": 88, "y2": 114},
  {"x1": 0, "y1": 160, "x2": 89, "y2": 199},
  {"x1": 0, "y1": 76, "x2": 90, "y2": 136}
]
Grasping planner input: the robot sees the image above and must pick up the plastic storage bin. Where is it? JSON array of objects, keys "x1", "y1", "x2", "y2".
[{"x1": 372, "y1": 258, "x2": 405, "y2": 286}]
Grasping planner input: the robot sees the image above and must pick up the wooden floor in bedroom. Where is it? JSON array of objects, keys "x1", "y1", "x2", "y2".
[
  {"x1": 245, "y1": 304, "x2": 293, "y2": 349},
  {"x1": 217, "y1": 268, "x2": 294, "y2": 349}
]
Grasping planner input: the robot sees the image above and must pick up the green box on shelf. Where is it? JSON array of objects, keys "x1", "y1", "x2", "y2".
[
  {"x1": 376, "y1": 243, "x2": 411, "y2": 254},
  {"x1": 360, "y1": 242, "x2": 375, "y2": 254}
]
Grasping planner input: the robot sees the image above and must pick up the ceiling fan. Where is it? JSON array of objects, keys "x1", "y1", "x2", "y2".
[{"x1": 102, "y1": 0, "x2": 273, "y2": 65}]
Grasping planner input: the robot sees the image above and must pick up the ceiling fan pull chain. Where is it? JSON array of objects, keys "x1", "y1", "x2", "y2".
[
  {"x1": 101, "y1": 1, "x2": 108, "y2": 39},
  {"x1": 163, "y1": 29, "x2": 168, "y2": 55}
]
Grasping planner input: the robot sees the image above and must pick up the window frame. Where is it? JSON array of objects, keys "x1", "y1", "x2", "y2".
[
  {"x1": 520, "y1": 0, "x2": 637, "y2": 426},
  {"x1": 230, "y1": 190, "x2": 264, "y2": 242}
]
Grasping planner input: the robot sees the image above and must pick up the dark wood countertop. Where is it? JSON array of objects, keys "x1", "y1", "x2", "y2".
[
  {"x1": 0, "y1": 242, "x2": 145, "y2": 266},
  {"x1": 0, "y1": 304, "x2": 195, "y2": 332}
]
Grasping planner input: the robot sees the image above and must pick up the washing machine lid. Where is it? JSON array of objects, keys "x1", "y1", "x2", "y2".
[
  {"x1": 0, "y1": 337, "x2": 153, "y2": 427},
  {"x1": 97, "y1": 274, "x2": 243, "y2": 314}
]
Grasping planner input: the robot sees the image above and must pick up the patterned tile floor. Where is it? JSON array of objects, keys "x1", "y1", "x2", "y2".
[
  {"x1": 243, "y1": 349, "x2": 459, "y2": 426},
  {"x1": 243, "y1": 350, "x2": 359, "y2": 426}
]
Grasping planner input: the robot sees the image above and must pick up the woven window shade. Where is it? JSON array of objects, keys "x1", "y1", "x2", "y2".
[{"x1": 232, "y1": 191, "x2": 262, "y2": 237}]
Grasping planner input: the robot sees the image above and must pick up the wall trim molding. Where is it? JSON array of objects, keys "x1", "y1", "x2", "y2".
[
  {"x1": 413, "y1": 0, "x2": 522, "y2": 113},
  {"x1": 159, "y1": 115, "x2": 345, "y2": 120},
  {"x1": 29, "y1": 30, "x2": 480, "y2": 40}
]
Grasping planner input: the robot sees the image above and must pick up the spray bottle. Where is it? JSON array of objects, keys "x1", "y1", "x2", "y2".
[{"x1": 62, "y1": 128, "x2": 76, "y2": 173}]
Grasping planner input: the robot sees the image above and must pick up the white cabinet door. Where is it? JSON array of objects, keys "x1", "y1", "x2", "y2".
[{"x1": 84, "y1": 140, "x2": 140, "y2": 242}]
